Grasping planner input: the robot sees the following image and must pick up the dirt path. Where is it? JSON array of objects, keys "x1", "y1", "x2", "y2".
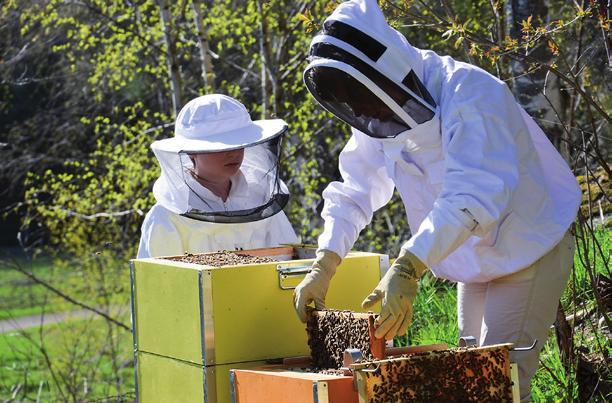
[
  {"x1": 0, "y1": 307, "x2": 129, "y2": 333},
  {"x1": 0, "y1": 310, "x2": 97, "y2": 333}
]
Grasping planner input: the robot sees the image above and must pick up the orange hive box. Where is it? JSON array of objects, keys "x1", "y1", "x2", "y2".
[{"x1": 230, "y1": 365, "x2": 358, "y2": 403}]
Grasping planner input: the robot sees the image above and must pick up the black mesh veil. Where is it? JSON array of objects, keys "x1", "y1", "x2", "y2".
[{"x1": 304, "y1": 33, "x2": 436, "y2": 138}]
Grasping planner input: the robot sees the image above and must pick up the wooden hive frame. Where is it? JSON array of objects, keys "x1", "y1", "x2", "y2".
[
  {"x1": 351, "y1": 343, "x2": 515, "y2": 402},
  {"x1": 304, "y1": 310, "x2": 447, "y2": 369}
]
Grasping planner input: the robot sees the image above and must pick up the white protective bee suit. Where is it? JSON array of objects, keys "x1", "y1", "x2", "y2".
[
  {"x1": 303, "y1": 1, "x2": 581, "y2": 400},
  {"x1": 137, "y1": 94, "x2": 298, "y2": 258}
]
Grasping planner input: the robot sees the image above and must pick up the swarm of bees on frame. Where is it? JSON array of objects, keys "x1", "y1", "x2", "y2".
[
  {"x1": 360, "y1": 347, "x2": 513, "y2": 402},
  {"x1": 306, "y1": 309, "x2": 375, "y2": 369}
]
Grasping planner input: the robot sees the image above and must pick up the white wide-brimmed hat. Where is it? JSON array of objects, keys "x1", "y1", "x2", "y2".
[{"x1": 152, "y1": 94, "x2": 287, "y2": 153}]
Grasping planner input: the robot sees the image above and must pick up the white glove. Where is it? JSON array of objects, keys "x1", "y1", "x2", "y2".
[
  {"x1": 293, "y1": 249, "x2": 341, "y2": 322},
  {"x1": 362, "y1": 248, "x2": 427, "y2": 339}
]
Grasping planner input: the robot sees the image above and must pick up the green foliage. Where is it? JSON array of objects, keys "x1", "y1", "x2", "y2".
[
  {"x1": 12, "y1": 0, "x2": 610, "y2": 254},
  {"x1": 532, "y1": 335, "x2": 580, "y2": 401},
  {"x1": 23, "y1": 103, "x2": 164, "y2": 258},
  {"x1": 19, "y1": 0, "x2": 167, "y2": 101}
]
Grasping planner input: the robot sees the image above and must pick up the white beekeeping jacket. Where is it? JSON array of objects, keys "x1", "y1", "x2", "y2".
[
  {"x1": 137, "y1": 170, "x2": 298, "y2": 258},
  {"x1": 311, "y1": 0, "x2": 581, "y2": 283},
  {"x1": 136, "y1": 201, "x2": 298, "y2": 258}
]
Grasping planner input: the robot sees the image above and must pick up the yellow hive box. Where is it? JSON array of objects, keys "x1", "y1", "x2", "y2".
[
  {"x1": 136, "y1": 351, "x2": 267, "y2": 403},
  {"x1": 130, "y1": 246, "x2": 389, "y2": 402}
]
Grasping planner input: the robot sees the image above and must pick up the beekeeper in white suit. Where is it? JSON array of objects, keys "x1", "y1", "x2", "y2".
[
  {"x1": 137, "y1": 94, "x2": 298, "y2": 258},
  {"x1": 293, "y1": 0, "x2": 581, "y2": 399}
]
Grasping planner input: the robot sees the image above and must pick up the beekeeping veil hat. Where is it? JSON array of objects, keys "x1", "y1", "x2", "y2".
[
  {"x1": 151, "y1": 94, "x2": 290, "y2": 223},
  {"x1": 303, "y1": 0, "x2": 437, "y2": 139}
]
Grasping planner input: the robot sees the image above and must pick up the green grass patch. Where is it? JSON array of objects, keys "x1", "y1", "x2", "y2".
[
  {"x1": 562, "y1": 228, "x2": 610, "y2": 311},
  {"x1": 0, "y1": 255, "x2": 73, "y2": 321},
  {"x1": 0, "y1": 251, "x2": 132, "y2": 321},
  {"x1": 0, "y1": 315, "x2": 135, "y2": 401},
  {"x1": 396, "y1": 274, "x2": 458, "y2": 348},
  {"x1": 532, "y1": 334, "x2": 578, "y2": 401}
]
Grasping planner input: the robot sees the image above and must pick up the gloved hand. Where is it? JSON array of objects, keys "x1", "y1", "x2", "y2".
[
  {"x1": 293, "y1": 249, "x2": 341, "y2": 323},
  {"x1": 361, "y1": 248, "x2": 427, "y2": 340}
]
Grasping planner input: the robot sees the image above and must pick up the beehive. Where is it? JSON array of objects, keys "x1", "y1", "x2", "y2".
[
  {"x1": 130, "y1": 246, "x2": 389, "y2": 402},
  {"x1": 231, "y1": 344, "x2": 519, "y2": 403},
  {"x1": 135, "y1": 351, "x2": 267, "y2": 403},
  {"x1": 233, "y1": 308, "x2": 518, "y2": 402}
]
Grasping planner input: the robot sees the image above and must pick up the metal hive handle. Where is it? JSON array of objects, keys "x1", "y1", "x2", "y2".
[
  {"x1": 276, "y1": 264, "x2": 313, "y2": 290},
  {"x1": 511, "y1": 339, "x2": 538, "y2": 352}
]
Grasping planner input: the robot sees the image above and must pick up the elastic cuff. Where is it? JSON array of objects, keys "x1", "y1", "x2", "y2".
[
  {"x1": 316, "y1": 249, "x2": 342, "y2": 266},
  {"x1": 397, "y1": 248, "x2": 428, "y2": 277}
]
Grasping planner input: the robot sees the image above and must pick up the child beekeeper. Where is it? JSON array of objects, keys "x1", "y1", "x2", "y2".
[{"x1": 137, "y1": 94, "x2": 299, "y2": 258}]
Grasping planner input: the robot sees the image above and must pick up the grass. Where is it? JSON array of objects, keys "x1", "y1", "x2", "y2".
[
  {"x1": 397, "y1": 274, "x2": 458, "y2": 348},
  {"x1": 532, "y1": 333, "x2": 579, "y2": 402},
  {"x1": 563, "y1": 228, "x2": 610, "y2": 310},
  {"x1": 0, "y1": 254, "x2": 71, "y2": 321},
  {"x1": 0, "y1": 249, "x2": 134, "y2": 400},
  {"x1": 0, "y1": 249, "x2": 132, "y2": 322},
  {"x1": 0, "y1": 315, "x2": 134, "y2": 401}
]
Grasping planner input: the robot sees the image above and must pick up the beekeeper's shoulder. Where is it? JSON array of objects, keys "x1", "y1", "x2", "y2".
[{"x1": 142, "y1": 203, "x2": 179, "y2": 232}]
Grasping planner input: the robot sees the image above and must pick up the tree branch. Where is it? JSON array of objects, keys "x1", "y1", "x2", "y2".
[{"x1": 5, "y1": 260, "x2": 131, "y2": 331}]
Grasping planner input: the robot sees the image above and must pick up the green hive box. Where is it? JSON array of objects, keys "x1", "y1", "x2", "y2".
[{"x1": 130, "y1": 246, "x2": 389, "y2": 402}]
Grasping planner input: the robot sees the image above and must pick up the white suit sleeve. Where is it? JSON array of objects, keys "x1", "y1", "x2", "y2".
[
  {"x1": 318, "y1": 130, "x2": 396, "y2": 258},
  {"x1": 404, "y1": 74, "x2": 521, "y2": 266},
  {"x1": 137, "y1": 206, "x2": 184, "y2": 258}
]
